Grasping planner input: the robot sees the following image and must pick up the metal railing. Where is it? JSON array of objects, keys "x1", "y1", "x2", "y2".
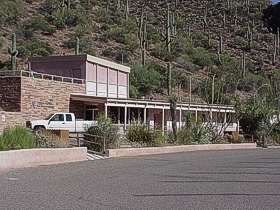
[{"x1": 0, "y1": 70, "x2": 85, "y2": 84}]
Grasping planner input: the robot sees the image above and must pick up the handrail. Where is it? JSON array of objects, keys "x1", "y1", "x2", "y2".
[
  {"x1": 0, "y1": 70, "x2": 85, "y2": 84},
  {"x1": 69, "y1": 132, "x2": 106, "y2": 153}
]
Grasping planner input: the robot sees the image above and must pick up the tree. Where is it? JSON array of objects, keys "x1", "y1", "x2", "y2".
[
  {"x1": 129, "y1": 63, "x2": 162, "y2": 98},
  {"x1": 235, "y1": 96, "x2": 277, "y2": 141},
  {"x1": 262, "y1": 2, "x2": 280, "y2": 33}
]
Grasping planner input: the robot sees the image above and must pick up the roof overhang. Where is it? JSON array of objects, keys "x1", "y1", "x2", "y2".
[{"x1": 70, "y1": 94, "x2": 235, "y2": 112}]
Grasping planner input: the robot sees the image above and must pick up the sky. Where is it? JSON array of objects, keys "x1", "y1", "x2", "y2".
[{"x1": 272, "y1": 0, "x2": 280, "y2": 4}]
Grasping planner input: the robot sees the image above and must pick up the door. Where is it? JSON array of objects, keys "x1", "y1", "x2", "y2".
[
  {"x1": 48, "y1": 114, "x2": 67, "y2": 130},
  {"x1": 65, "y1": 114, "x2": 75, "y2": 132},
  {"x1": 154, "y1": 114, "x2": 162, "y2": 130}
]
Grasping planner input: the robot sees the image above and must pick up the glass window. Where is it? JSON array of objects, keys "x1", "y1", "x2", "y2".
[
  {"x1": 51, "y1": 114, "x2": 64, "y2": 121},
  {"x1": 66, "y1": 114, "x2": 72, "y2": 121}
]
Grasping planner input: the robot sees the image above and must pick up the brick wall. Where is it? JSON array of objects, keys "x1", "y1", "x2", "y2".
[
  {"x1": 0, "y1": 76, "x2": 86, "y2": 134},
  {"x1": 69, "y1": 100, "x2": 84, "y2": 119},
  {"x1": 0, "y1": 77, "x2": 21, "y2": 112}
]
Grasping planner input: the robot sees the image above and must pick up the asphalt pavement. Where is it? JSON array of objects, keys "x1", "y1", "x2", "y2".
[{"x1": 1, "y1": 148, "x2": 280, "y2": 210}]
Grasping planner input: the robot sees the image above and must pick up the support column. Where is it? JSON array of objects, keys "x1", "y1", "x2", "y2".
[
  {"x1": 118, "y1": 107, "x2": 120, "y2": 124},
  {"x1": 128, "y1": 107, "x2": 130, "y2": 124},
  {"x1": 237, "y1": 119, "x2": 240, "y2": 132},
  {"x1": 179, "y1": 106, "x2": 182, "y2": 129},
  {"x1": 124, "y1": 105, "x2": 127, "y2": 131},
  {"x1": 195, "y1": 109, "x2": 198, "y2": 122},
  {"x1": 162, "y1": 106, "x2": 165, "y2": 133},
  {"x1": 144, "y1": 106, "x2": 147, "y2": 124},
  {"x1": 105, "y1": 103, "x2": 108, "y2": 118}
]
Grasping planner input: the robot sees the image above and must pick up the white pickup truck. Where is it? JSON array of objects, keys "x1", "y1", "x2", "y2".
[{"x1": 26, "y1": 113, "x2": 97, "y2": 133}]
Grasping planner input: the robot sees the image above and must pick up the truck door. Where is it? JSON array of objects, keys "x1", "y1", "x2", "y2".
[
  {"x1": 48, "y1": 114, "x2": 66, "y2": 130},
  {"x1": 65, "y1": 114, "x2": 76, "y2": 132}
]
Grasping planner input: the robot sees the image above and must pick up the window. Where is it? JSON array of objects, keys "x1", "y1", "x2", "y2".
[
  {"x1": 51, "y1": 114, "x2": 64, "y2": 121},
  {"x1": 66, "y1": 114, "x2": 72, "y2": 121},
  {"x1": 72, "y1": 68, "x2": 81, "y2": 78}
]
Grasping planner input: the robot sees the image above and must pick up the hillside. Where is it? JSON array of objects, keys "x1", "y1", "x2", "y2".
[{"x1": 0, "y1": 0, "x2": 279, "y2": 103}]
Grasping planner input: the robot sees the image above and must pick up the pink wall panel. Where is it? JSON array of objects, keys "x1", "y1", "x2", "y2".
[
  {"x1": 118, "y1": 72, "x2": 127, "y2": 86},
  {"x1": 87, "y1": 62, "x2": 96, "y2": 81},
  {"x1": 97, "y1": 65, "x2": 107, "y2": 83},
  {"x1": 108, "y1": 69, "x2": 117, "y2": 85}
]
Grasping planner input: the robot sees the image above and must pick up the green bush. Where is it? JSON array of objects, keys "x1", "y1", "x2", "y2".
[
  {"x1": 0, "y1": 126, "x2": 36, "y2": 151},
  {"x1": 126, "y1": 122, "x2": 165, "y2": 147},
  {"x1": 129, "y1": 64, "x2": 162, "y2": 98},
  {"x1": 0, "y1": 1, "x2": 26, "y2": 26},
  {"x1": 17, "y1": 39, "x2": 54, "y2": 58},
  {"x1": 192, "y1": 47, "x2": 214, "y2": 69},
  {"x1": 85, "y1": 115, "x2": 119, "y2": 150},
  {"x1": 35, "y1": 129, "x2": 67, "y2": 148},
  {"x1": 177, "y1": 114, "x2": 209, "y2": 145},
  {"x1": 18, "y1": 16, "x2": 56, "y2": 39}
]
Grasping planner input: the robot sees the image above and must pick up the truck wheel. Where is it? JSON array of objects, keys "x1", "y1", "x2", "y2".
[{"x1": 34, "y1": 126, "x2": 45, "y2": 136}]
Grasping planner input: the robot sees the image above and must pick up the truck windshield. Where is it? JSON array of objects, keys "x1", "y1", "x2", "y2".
[{"x1": 45, "y1": 114, "x2": 54, "y2": 120}]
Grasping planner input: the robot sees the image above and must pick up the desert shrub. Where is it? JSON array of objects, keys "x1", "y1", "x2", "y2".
[
  {"x1": 124, "y1": 34, "x2": 138, "y2": 54},
  {"x1": 0, "y1": 1, "x2": 27, "y2": 26},
  {"x1": 35, "y1": 129, "x2": 67, "y2": 148},
  {"x1": 85, "y1": 115, "x2": 119, "y2": 150},
  {"x1": 129, "y1": 64, "x2": 162, "y2": 98},
  {"x1": 94, "y1": 8, "x2": 114, "y2": 24},
  {"x1": 102, "y1": 48, "x2": 116, "y2": 57},
  {"x1": 63, "y1": 36, "x2": 93, "y2": 54},
  {"x1": 18, "y1": 16, "x2": 56, "y2": 39},
  {"x1": 177, "y1": 113, "x2": 209, "y2": 145},
  {"x1": 17, "y1": 39, "x2": 54, "y2": 58},
  {"x1": 192, "y1": 47, "x2": 214, "y2": 69},
  {"x1": 0, "y1": 126, "x2": 36, "y2": 151},
  {"x1": 126, "y1": 122, "x2": 165, "y2": 147},
  {"x1": 0, "y1": 59, "x2": 11, "y2": 70},
  {"x1": 152, "y1": 42, "x2": 175, "y2": 61}
]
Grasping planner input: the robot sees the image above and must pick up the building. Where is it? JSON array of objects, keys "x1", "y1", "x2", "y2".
[{"x1": 0, "y1": 54, "x2": 238, "y2": 134}]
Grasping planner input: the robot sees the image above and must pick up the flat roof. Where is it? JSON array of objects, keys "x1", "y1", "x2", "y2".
[
  {"x1": 28, "y1": 54, "x2": 130, "y2": 73},
  {"x1": 70, "y1": 93, "x2": 235, "y2": 112}
]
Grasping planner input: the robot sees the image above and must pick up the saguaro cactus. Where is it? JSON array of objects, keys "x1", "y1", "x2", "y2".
[
  {"x1": 161, "y1": 4, "x2": 177, "y2": 53},
  {"x1": 273, "y1": 35, "x2": 277, "y2": 65},
  {"x1": 136, "y1": 7, "x2": 148, "y2": 66},
  {"x1": 203, "y1": 12, "x2": 208, "y2": 33},
  {"x1": 75, "y1": 37, "x2": 79, "y2": 55},
  {"x1": 161, "y1": 4, "x2": 178, "y2": 95},
  {"x1": 241, "y1": 51, "x2": 246, "y2": 78},
  {"x1": 247, "y1": 23, "x2": 253, "y2": 51},
  {"x1": 8, "y1": 33, "x2": 18, "y2": 70},
  {"x1": 207, "y1": 30, "x2": 212, "y2": 48},
  {"x1": 221, "y1": 10, "x2": 226, "y2": 28},
  {"x1": 124, "y1": 0, "x2": 129, "y2": 20},
  {"x1": 277, "y1": 27, "x2": 279, "y2": 55},
  {"x1": 233, "y1": 7, "x2": 237, "y2": 25},
  {"x1": 219, "y1": 32, "x2": 223, "y2": 54}
]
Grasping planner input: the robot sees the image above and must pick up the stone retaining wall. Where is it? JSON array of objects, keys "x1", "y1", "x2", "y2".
[
  {"x1": 105, "y1": 143, "x2": 257, "y2": 158},
  {"x1": 0, "y1": 147, "x2": 87, "y2": 170}
]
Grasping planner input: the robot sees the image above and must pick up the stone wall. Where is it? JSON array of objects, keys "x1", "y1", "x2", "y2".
[
  {"x1": 0, "y1": 76, "x2": 86, "y2": 134},
  {"x1": 69, "y1": 100, "x2": 85, "y2": 119},
  {"x1": 0, "y1": 77, "x2": 21, "y2": 112}
]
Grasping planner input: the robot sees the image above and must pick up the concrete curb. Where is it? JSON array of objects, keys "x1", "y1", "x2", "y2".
[
  {"x1": 105, "y1": 143, "x2": 257, "y2": 158},
  {"x1": 0, "y1": 147, "x2": 87, "y2": 170}
]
